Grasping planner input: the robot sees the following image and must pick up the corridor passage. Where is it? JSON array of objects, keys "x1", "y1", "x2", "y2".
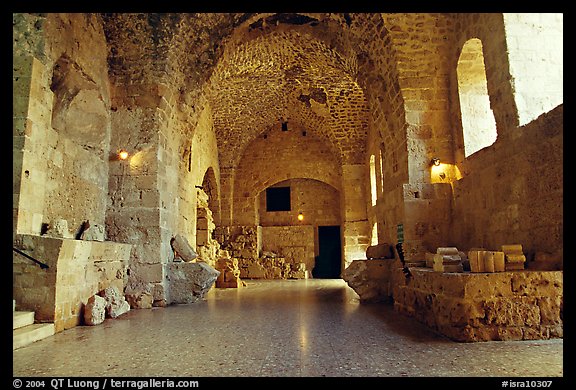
[{"x1": 13, "y1": 279, "x2": 563, "y2": 377}]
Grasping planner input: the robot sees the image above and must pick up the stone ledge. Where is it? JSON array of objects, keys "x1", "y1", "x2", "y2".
[{"x1": 394, "y1": 268, "x2": 563, "y2": 342}]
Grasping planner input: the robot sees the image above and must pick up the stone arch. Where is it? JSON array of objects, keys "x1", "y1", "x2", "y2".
[{"x1": 232, "y1": 123, "x2": 342, "y2": 226}]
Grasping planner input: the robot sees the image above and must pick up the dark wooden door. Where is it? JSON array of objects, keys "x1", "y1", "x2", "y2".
[{"x1": 313, "y1": 226, "x2": 342, "y2": 278}]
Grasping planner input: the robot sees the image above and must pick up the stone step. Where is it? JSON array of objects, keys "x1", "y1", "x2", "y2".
[
  {"x1": 13, "y1": 323, "x2": 55, "y2": 350},
  {"x1": 13, "y1": 311, "x2": 35, "y2": 330}
]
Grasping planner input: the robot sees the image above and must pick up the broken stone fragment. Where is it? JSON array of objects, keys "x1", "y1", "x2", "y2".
[
  {"x1": 99, "y1": 286, "x2": 130, "y2": 318},
  {"x1": 171, "y1": 234, "x2": 198, "y2": 262},
  {"x1": 168, "y1": 262, "x2": 220, "y2": 304},
  {"x1": 83, "y1": 294, "x2": 106, "y2": 325}
]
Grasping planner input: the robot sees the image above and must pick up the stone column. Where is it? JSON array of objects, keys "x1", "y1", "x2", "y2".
[{"x1": 341, "y1": 164, "x2": 370, "y2": 268}]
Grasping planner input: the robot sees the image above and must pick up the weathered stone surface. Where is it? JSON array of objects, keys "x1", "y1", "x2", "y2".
[
  {"x1": 83, "y1": 294, "x2": 106, "y2": 325},
  {"x1": 80, "y1": 223, "x2": 105, "y2": 241},
  {"x1": 343, "y1": 259, "x2": 393, "y2": 302},
  {"x1": 366, "y1": 243, "x2": 393, "y2": 259},
  {"x1": 44, "y1": 219, "x2": 73, "y2": 239},
  {"x1": 171, "y1": 234, "x2": 198, "y2": 262},
  {"x1": 99, "y1": 286, "x2": 130, "y2": 318},
  {"x1": 394, "y1": 268, "x2": 563, "y2": 342},
  {"x1": 125, "y1": 287, "x2": 154, "y2": 309},
  {"x1": 168, "y1": 262, "x2": 220, "y2": 304}
]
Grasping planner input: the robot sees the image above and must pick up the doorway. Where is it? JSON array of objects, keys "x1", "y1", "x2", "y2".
[{"x1": 313, "y1": 225, "x2": 342, "y2": 278}]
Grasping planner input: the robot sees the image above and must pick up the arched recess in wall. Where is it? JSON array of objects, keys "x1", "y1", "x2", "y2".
[
  {"x1": 503, "y1": 13, "x2": 563, "y2": 126},
  {"x1": 457, "y1": 38, "x2": 498, "y2": 158},
  {"x1": 199, "y1": 167, "x2": 220, "y2": 226},
  {"x1": 258, "y1": 178, "x2": 341, "y2": 227}
]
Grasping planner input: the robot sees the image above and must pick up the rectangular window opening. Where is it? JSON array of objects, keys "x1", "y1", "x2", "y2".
[{"x1": 266, "y1": 186, "x2": 291, "y2": 211}]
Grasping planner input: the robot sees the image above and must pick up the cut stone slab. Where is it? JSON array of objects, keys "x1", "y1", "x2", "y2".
[
  {"x1": 84, "y1": 294, "x2": 107, "y2": 325},
  {"x1": 13, "y1": 323, "x2": 55, "y2": 350},
  {"x1": 171, "y1": 234, "x2": 198, "y2": 262},
  {"x1": 13, "y1": 311, "x2": 35, "y2": 330},
  {"x1": 168, "y1": 262, "x2": 220, "y2": 304}
]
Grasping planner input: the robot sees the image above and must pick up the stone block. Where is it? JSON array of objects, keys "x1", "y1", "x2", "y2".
[
  {"x1": 343, "y1": 260, "x2": 393, "y2": 302},
  {"x1": 171, "y1": 234, "x2": 198, "y2": 262},
  {"x1": 83, "y1": 294, "x2": 106, "y2": 326},
  {"x1": 125, "y1": 291, "x2": 154, "y2": 309},
  {"x1": 197, "y1": 217, "x2": 215, "y2": 231},
  {"x1": 366, "y1": 243, "x2": 393, "y2": 259},
  {"x1": 437, "y1": 247, "x2": 459, "y2": 255},
  {"x1": 168, "y1": 262, "x2": 220, "y2": 304},
  {"x1": 468, "y1": 249, "x2": 486, "y2": 273},
  {"x1": 483, "y1": 251, "x2": 495, "y2": 273},
  {"x1": 196, "y1": 229, "x2": 209, "y2": 246},
  {"x1": 493, "y1": 251, "x2": 505, "y2": 272}
]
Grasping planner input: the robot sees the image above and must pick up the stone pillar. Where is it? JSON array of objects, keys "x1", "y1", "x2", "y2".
[
  {"x1": 341, "y1": 164, "x2": 370, "y2": 268},
  {"x1": 13, "y1": 56, "x2": 51, "y2": 237}
]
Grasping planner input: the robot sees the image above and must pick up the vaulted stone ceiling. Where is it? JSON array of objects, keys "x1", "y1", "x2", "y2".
[
  {"x1": 206, "y1": 18, "x2": 369, "y2": 169},
  {"x1": 102, "y1": 13, "x2": 441, "y2": 170}
]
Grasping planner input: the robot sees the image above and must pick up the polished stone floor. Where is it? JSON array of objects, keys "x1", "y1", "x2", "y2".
[{"x1": 13, "y1": 279, "x2": 563, "y2": 378}]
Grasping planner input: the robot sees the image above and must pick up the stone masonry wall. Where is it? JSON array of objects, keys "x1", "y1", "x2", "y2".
[
  {"x1": 13, "y1": 234, "x2": 131, "y2": 333},
  {"x1": 232, "y1": 121, "x2": 342, "y2": 226},
  {"x1": 261, "y1": 226, "x2": 315, "y2": 273},
  {"x1": 450, "y1": 106, "x2": 563, "y2": 261},
  {"x1": 258, "y1": 178, "x2": 340, "y2": 227},
  {"x1": 448, "y1": 13, "x2": 563, "y2": 262},
  {"x1": 13, "y1": 14, "x2": 112, "y2": 239}
]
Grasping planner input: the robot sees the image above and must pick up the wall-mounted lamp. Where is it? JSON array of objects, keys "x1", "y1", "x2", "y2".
[
  {"x1": 431, "y1": 157, "x2": 441, "y2": 166},
  {"x1": 297, "y1": 212, "x2": 304, "y2": 221},
  {"x1": 118, "y1": 149, "x2": 129, "y2": 160}
]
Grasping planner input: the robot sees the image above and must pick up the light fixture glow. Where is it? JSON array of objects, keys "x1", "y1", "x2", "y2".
[
  {"x1": 297, "y1": 212, "x2": 304, "y2": 221},
  {"x1": 118, "y1": 150, "x2": 129, "y2": 160}
]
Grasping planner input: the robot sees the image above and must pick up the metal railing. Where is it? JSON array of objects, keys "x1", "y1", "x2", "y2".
[{"x1": 13, "y1": 247, "x2": 49, "y2": 269}]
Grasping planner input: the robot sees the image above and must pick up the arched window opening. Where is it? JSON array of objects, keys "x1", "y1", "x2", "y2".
[
  {"x1": 371, "y1": 222, "x2": 378, "y2": 246},
  {"x1": 503, "y1": 13, "x2": 563, "y2": 126},
  {"x1": 457, "y1": 38, "x2": 498, "y2": 158},
  {"x1": 369, "y1": 154, "x2": 377, "y2": 206}
]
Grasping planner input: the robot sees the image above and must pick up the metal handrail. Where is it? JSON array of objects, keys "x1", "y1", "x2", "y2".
[{"x1": 13, "y1": 247, "x2": 49, "y2": 269}]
